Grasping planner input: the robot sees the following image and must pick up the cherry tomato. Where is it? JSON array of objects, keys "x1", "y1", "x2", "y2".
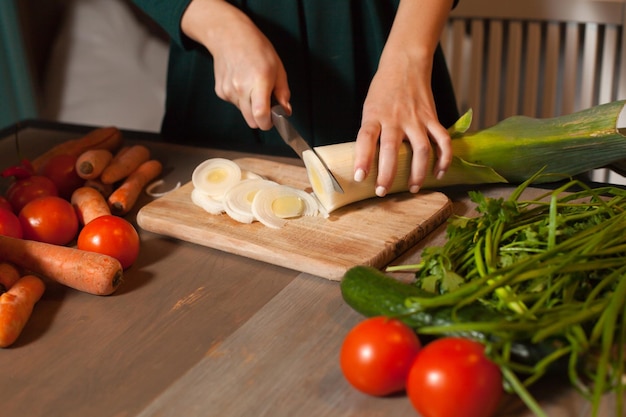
[
  {"x1": 6, "y1": 175, "x2": 58, "y2": 213},
  {"x1": 77, "y1": 215, "x2": 140, "y2": 269},
  {"x1": 41, "y1": 154, "x2": 84, "y2": 200},
  {"x1": 0, "y1": 208, "x2": 23, "y2": 238},
  {"x1": 340, "y1": 316, "x2": 421, "y2": 396},
  {"x1": 407, "y1": 337, "x2": 503, "y2": 417},
  {"x1": 19, "y1": 196, "x2": 78, "y2": 245}
]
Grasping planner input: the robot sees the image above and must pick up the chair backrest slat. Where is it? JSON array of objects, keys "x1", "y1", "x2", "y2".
[
  {"x1": 442, "y1": 0, "x2": 626, "y2": 130},
  {"x1": 542, "y1": 23, "x2": 561, "y2": 118}
]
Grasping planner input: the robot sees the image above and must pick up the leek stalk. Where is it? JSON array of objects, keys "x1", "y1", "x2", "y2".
[{"x1": 305, "y1": 100, "x2": 626, "y2": 213}]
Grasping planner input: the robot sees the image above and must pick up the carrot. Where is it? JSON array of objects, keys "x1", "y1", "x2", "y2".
[
  {"x1": 84, "y1": 179, "x2": 114, "y2": 198},
  {"x1": 0, "y1": 235, "x2": 123, "y2": 296},
  {"x1": 71, "y1": 186, "x2": 112, "y2": 225},
  {"x1": 75, "y1": 149, "x2": 113, "y2": 180},
  {"x1": 111, "y1": 145, "x2": 130, "y2": 160},
  {"x1": 108, "y1": 159, "x2": 163, "y2": 215},
  {"x1": 100, "y1": 144, "x2": 151, "y2": 184},
  {"x1": 0, "y1": 274, "x2": 45, "y2": 348},
  {"x1": 0, "y1": 262, "x2": 20, "y2": 295},
  {"x1": 32, "y1": 127, "x2": 122, "y2": 173}
]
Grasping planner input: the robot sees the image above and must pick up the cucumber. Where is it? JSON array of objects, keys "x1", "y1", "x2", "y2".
[
  {"x1": 341, "y1": 265, "x2": 566, "y2": 369},
  {"x1": 341, "y1": 265, "x2": 498, "y2": 339}
]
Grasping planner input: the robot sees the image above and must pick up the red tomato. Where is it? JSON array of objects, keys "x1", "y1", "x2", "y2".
[
  {"x1": 0, "y1": 197, "x2": 12, "y2": 212},
  {"x1": 6, "y1": 175, "x2": 58, "y2": 213},
  {"x1": 340, "y1": 316, "x2": 422, "y2": 396},
  {"x1": 19, "y1": 196, "x2": 78, "y2": 245},
  {"x1": 0, "y1": 208, "x2": 23, "y2": 238},
  {"x1": 41, "y1": 154, "x2": 84, "y2": 200},
  {"x1": 407, "y1": 337, "x2": 503, "y2": 417},
  {"x1": 77, "y1": 215, "x2": 140, "y2": 269}
]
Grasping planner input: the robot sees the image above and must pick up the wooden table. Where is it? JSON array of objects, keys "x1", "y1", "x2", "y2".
[{"x1": 0, "y1": 122, "x2": 621, "y2": 417}]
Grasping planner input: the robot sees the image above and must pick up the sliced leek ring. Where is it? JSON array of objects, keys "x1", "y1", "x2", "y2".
[
  {"x1": 192, "y1": 158, "x2": 242, "y2": 197},
  {"x1": 146, "y1": 179, "x2": 182, "y2": 197},
  {"x1": 251, "y1": 185, "x2": 319, "y2": 229},
  {"x1": 223, "y1": 179, "x2": 278, "y2": 224},
  {"x1": 242, "y1": 170, "x2": 264, "y2": 180},
  {"x1": 191, "y1": 187, "x2": 225, "y2": 214}
]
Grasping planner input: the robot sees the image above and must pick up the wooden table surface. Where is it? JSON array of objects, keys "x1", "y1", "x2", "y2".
[{"x1": 0, "y1": 122, "x2": 621, "y2": 417}]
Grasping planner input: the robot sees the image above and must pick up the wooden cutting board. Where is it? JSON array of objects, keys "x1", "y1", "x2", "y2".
[{"x1": 136, "y1": 157, "x2": 453, "y2": 280}]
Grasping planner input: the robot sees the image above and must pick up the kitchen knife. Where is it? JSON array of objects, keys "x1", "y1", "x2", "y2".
[{"x1": 271, "y1": 105, "x2": 344, "y2": 193}]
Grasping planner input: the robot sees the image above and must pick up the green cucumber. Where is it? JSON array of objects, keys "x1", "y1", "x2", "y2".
[{"x1": 341, "y1": 265, "x2": 566, "y2": 369}]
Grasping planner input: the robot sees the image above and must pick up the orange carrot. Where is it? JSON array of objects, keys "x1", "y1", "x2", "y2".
[
  {"x1": 71, "y1": 186, "x2": 112, "y2": 225},
  {"x1": 108, "y1": 159, "x2": 163, "y2": 215},
  {"x1": 111, "y1": 145, "x2": 130, "y2": 160},
  {"x1": 75, "y1": 149, "x2": 113, "y2": 180},
  {"x1": 84, "y1": 179, "x2": 114, "y2": 198},
  {"x1": 100, "y1": 144, "x2": 151, "y2": 184},
  {"x1": 32, "y1": 127, "x2": 122, "y2": 173},
  {"x1": 0, "y1": 274, "x2": 45, "y2": 348},
  {"x1": 0, "y1": 235, "x2": 123, "y2": 296},
  {"x1": 0, "y1": 262, "x2": 20, "y2": 294}
]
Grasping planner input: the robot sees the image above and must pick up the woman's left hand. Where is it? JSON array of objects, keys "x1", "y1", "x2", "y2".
[
  {"x1": 353, "y1": 53, "x2": 452, "y2": 197},
  {"x1": 352, "y1": 0, "x2": 454, "y2": 197}
]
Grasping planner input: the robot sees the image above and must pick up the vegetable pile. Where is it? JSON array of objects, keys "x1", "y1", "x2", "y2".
[
  {"x1": 0, "y1": 127, "x2": 163, "y2": 347},
  {"x1": 340, "y1": 174, "x2": 626, "y2": 417}
]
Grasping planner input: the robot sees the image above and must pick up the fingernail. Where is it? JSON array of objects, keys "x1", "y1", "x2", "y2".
[
  {"x1": 354, "y1": 168, "x2": 366, "y2": 182},
  {"x1": 436, "y1": 170, "x2": 446, "y2": 180},
  {"x1": 375, "y1": 186, "x2": 387, "y2": 197},
  {"x1": 409, "y1": 185, "x2": 420, "y2": 194}
]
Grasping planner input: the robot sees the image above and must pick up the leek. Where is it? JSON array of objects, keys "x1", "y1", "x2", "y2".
[{"x1": 305, "y1": 100, "x2": 626, "y2": 213}]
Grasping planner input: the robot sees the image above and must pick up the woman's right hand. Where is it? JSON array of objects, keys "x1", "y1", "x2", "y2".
[{"x1": 181, "y1": 0, "x2": 292, "y2": 130}]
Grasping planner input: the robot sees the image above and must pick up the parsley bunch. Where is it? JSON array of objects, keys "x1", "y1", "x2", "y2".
[{"x1": 389, "y1": 176, "x2": 626, "y2": 417}]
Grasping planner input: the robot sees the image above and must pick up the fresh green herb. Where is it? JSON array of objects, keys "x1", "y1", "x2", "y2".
[{"x1": 387, "y1": 175, "x2": 626, "y2": 417}]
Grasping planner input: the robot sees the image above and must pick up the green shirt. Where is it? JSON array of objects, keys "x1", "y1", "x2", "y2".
[{"x1": 133, "y1": 0, "x2": 459, "y2": 157}]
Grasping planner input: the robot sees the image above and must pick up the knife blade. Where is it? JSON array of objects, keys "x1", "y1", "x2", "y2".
[{"x1": 271, "y1": 105, "x2": 344, "y2": 193}]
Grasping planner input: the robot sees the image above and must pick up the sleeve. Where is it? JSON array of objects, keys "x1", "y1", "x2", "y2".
[{"x1": 132, "y1": 0, "x2": 194, "y2": 49}]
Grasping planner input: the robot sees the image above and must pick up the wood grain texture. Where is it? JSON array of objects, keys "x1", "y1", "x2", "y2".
[
  {"x1": 137, "y1": 158, "x2": 453, "y2": 280},
  {"x1": 135, "y1": 274, "x2": 419, "y2": 417}
]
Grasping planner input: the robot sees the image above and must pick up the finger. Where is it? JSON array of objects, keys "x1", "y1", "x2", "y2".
[
  {"x1": 214, "y1": 73, "x2": 259, "y2": 129},
  {"x1": 353, "y1": 121, "x2": 381, "y2": 183},
  {"x1": 427, "y1": 122, "x2": 452, "y2": 179},
  {"x1": 234, "y1": 94, "x2": 258, "y2": 129},
  {"x1": 273, "y1": 66, "x2": 292, "y2": 115},
  {"x1": 406, "y1": 131, "x2": 431, "y2": 193},
  {"x1": 250, "y1": 82, "x2": 273, "y2": 131},
  {"x1": 375, "y1": 127, "x2": 404, "y2": 197}
]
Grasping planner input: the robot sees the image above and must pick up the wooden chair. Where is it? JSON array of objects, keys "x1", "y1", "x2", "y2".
[{"x1": 440, "y1": 0, "x2": 626, "y2": 183}]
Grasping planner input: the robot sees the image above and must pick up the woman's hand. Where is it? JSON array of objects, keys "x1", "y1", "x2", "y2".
[
  {"x1": 353, "y1": 0, "x2": 454, "y2": 197},
  {"x1": 181, "y1": 0, "x2": 291, "y2": 130}
]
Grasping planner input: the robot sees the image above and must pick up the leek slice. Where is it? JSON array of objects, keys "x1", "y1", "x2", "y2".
[
  {"x1": 223, "y1": 179, "x2": 278, "y2": 224},
  {"x1": 242, "y1": 170, "x2": 264, "y2": 180},
  {"x1": 251, "y1": 185, "x2": 319, "y2": 229},
  {"x1": 192, "y1": 158, "x2": 242, "y2": 197},
  {"x1": 145, "y1": 179, "x2": 182, "y2": 197},
  {"x1": 191, "y1": 187, "x2": 225, "y2": 214}
]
